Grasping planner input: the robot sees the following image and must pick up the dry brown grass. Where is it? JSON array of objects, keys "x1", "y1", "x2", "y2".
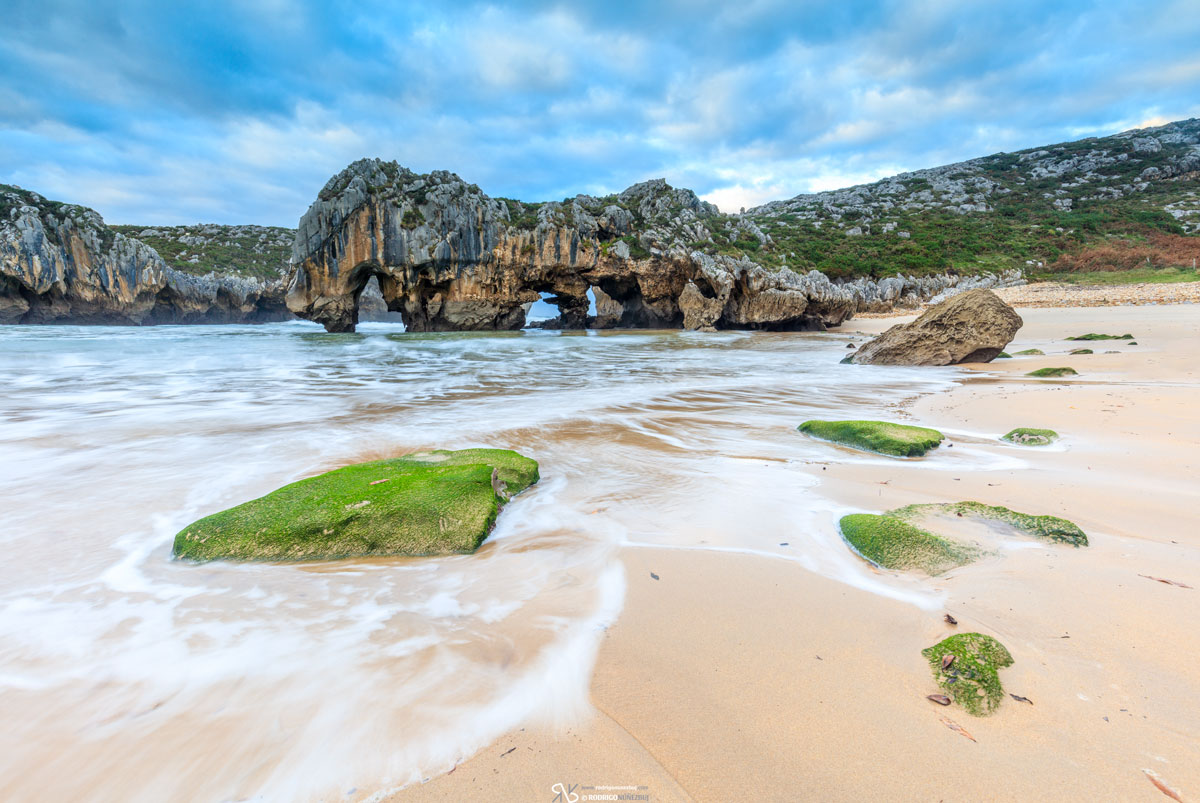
[{"x1": 1051, "y1": 233, "x2": 1200, "y2": 273}]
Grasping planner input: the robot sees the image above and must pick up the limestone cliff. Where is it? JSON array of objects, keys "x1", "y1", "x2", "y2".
[
  {"x1": 0, "y1": 186, "x2": 291, "y2": 325},
  {"x1": 289, "y1": 160, "x2": 1012, "y2": 333}
]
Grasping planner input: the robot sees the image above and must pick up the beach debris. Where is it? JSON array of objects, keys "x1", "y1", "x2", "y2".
[
  {"x1": 369, "y1": 478, "x2": 390, "y2": 485},
  {"x1": 780, "y1": 542, "x2": 789, "y2": 546},
  {"x1": 944, "y1": 613, "x2": 958, "y2": 625},
  {"x1": 927, "y1": 694, "x2": 952, "y2": 706},
  {"x1": 650, "y1": 572, "x2": 659, "y2": 580},
  {"x1": 1009, "y1": 694, "x2": 1034, "y2": 705},
  {"x1": 1139, "y1": 574, "x2": 1193, "y2": 589},
  {"x1": 1143, "y1": 768, "x2": 1185, "y2": 802},
  {"x1": 923, "y1": 633, "x2": 1014, "y2": 716},
  {"x1": 938, "y1": 716, "x2": 977, "y2": 742},
  {"x1": 501, "y1": 747, "x2": 516, "y2": 757}
]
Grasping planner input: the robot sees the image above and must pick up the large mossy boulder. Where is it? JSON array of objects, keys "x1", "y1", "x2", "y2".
[
  {"x1": 846, "y1": 289, "x2": 1023, "y2": 365},
  {"x1": 173, "y1": 448, "x2": 539, "y2": 562},
  {"x1": 798, "y1": 419, "x2": 944, "y2": 457},
  {"x1": 923, "y1": 633, "x2": 1014, "y2": 716}
]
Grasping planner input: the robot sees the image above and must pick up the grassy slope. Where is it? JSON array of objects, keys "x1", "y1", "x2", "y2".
[{"x1": 110, "y1": 224, "x2": 293, "y2": 280}]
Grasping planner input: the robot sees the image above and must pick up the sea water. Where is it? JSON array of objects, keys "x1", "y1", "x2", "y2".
[{"x1": 0, "y1": 322, "x2": 1000, "y2": 801}]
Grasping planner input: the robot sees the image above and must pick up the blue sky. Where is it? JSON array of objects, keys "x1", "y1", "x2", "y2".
[{"x1": 2, "y1": 0, "x2": 1198, "y2": 226}]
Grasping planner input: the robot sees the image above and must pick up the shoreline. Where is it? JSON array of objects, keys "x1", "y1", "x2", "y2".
[
  {"x1": 398, "y1": 304, "x2": 1200, "y2": 802},
  {"x1": 856, "y1": 278, "x2": 1200, "y2": 317}
]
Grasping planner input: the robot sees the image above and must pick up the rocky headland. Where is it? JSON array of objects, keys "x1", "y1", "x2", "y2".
[
  {"x1": 0, "y1": 185, "x2": 291, "y2": 325},
  {"x1": 5, "y1": 116, "x2": 1199, "y2": 329},
  {"x1": 285, "y1": 160, "x2": 1024, "y2": 332}
]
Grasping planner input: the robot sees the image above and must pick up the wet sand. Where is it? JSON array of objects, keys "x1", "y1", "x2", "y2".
[{"x1": 403, "y1": 306, "x2": 1200, "y2": 802}]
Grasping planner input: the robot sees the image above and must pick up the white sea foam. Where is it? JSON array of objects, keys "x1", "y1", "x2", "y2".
[{"x1": 0, "y1": 323, "x2": 969, "y2": 800}]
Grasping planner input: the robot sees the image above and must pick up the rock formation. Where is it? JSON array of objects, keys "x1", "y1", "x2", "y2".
[
  {"x1": 1, "y1": 185, "x2": 291, "y2": 325},
  {"x1": 847, "y1": 289, "x2": 1022, "y2": 365},
  {"x1": 287, "y1": 160, "x2": 1028, "y2": 333}
]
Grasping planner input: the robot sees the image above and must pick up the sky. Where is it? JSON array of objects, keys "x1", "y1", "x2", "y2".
[{"x1": 2, "y1": 0, "x2": 1199, "y2": 227}]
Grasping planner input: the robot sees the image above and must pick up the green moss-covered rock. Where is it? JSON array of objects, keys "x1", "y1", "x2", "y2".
[
  {"x1": 1027, "y1": 366, "x2": 1078, "y2": 377},
  {"x1": 893, "y1": 501, "x2": 1087, "y2": 546},
  {"x1": 1001, "y1": 427, "x2": 1059, "y2": 446},
  {"x1": 173, "y1": 449, "x2": 539, "y2": 562},
  {"x1": 922, "y1": 633, "x2": 1014, "y2": 716},
  {"x1": 1013, "y1": 348, "x2": 1044, "y2": 355},
  {"x1": 839, "y1": 514, "x2": 978, "y2": 574},
  {"x1": 996, "y1": 351, "x2": 1012, "y2": 359},
  {"x1": 798, "y1": 420, "x2": 944, "y2": 457},
  {"x1": 1067, "y1": 333, "x2": 1133, "y2": 341},
  {"x1": 1068, "y1": 348, "x2": 1093, "y2": 355}
]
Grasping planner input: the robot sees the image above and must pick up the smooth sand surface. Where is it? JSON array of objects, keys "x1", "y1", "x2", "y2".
[{"x1": 396, "y1": 306, "x2": 1200, "y2": 802}]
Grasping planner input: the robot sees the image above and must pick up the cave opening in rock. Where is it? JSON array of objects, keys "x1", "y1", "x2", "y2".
[
  {"x1": 524, "y1": 287, "x2": 599, "y2": 329},
  {"x1": 357, "y1": 275, "x2": 404, "y2": 325}
]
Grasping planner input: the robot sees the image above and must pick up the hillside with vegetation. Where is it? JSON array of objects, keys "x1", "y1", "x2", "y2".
[
  {"x1": 742, "y1": 118, "x2": 1200, "y2": 282},
  {"x1": 109, "y1": 224, "x2": 293, "y2": 280}
]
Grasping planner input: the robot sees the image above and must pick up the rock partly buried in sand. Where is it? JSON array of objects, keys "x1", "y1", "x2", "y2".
[
  {"x1": 1013, "y1": 348, "x2": 1044, "y2": 356},
  {"x1": 1069, "y1": 348, "x2": 1093, "y2": 355},
  {"x1": 845, "y1": 289, "x2": 1022, "y2": 366},
  {"x1": 798, "y1": 419, "x2": 945, "y2": 457},
  {"x1": 839, "y1": 514, "x2": 978, "y2": 574},
  {"x1": 173, "y1": 449, "x2": 539, "y2": 562},
  {"x1": 996, "y1": 351, "x2": 1012, "y2": 359},
  {"x1": 892, "y1": 501, "x2": 1088, "y2": 546},
  {"x1": 1067, "y1": 333, "x2": 1134, "y2": 341},
  {"x1": 922, "y1": 633, "x2": 1014, "y2": 716},
  {"x1": 1001, "y1": 427, "x2": 1059, "y2": 446},
  {"x1": 1026, "y1": 366, "x2": 1078, "y2": 377},
  {"x1": 838, "y1": 501, "x2": 1087, "y2": 575}
]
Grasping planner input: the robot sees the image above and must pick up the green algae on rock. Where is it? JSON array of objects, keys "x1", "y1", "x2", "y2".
[
  {"x1": 1013, "y1": 348, "x2": 1044, "y2": 355},
  {"x1": 922, "y1": 633, "x2": 1014, "y2": 716},
  {"x1": 892, "y1": 501, "x2": 1088, "y2": 546},
  {"x1": 1026, "y1": 366, "x2": 1078, "y2": 377},
  {"x1": 1068, "y1": 348, "x2": 1093, "y2": 355},
  {"x1": 797, "y1": 420, "x2": 944, "y2": 457},
  {"x1": 1001, "y1": 427, "x2": 1059, "y2": 446},
  {"x1": 839, "y1": 514, "x2": 978, "y2": 575},
  {"x1": 173, "y1": 448, "x2": 539, "y2": 562},
  {"x1": 1067, "y1": 333, "x2": 1134, "y2": 341},
  {"x1": 996, "y1": 351, "x2": 1012, "y2": 359}
]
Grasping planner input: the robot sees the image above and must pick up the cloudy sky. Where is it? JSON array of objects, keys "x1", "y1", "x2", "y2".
[{"x1": 2, "y1": 0, "x2": 1198, "y2": 226}]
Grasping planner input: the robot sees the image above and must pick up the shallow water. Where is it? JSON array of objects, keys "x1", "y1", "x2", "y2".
[{"x1": 0, "y1": 322, "x2": 1003, "y2": 801}]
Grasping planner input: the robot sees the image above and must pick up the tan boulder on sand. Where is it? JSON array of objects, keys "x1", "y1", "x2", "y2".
[{"x1": 847, "y1": 289, "x2": 1022, "y2": 365}]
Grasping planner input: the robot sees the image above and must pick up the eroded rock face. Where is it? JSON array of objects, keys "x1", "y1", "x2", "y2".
[
  {"x1": 1, "y1": 186, "x2": 291, "y2": 325},
  {"x1": 847, "y1": 289, "x2": 1023, "y2": 365},
  {"x1": 287, "y1": 160, "x2": 877, "y2": 333}
]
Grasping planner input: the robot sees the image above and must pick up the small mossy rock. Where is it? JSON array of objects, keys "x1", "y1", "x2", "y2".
[
  {"x1": 839, "y1": 514, "x2": 978, "y2": 574},
  {"x1": 1067, "y1": 333, "x2": 1133, "y2": 341},
  {"x1": 1001, "y1": 427, "x2": 1058, "y2": 446},
  {"x1": 846, "y1": 289, "x2": 1022, "y2": 365},
  {"x1": 798, "y1": 419, "x2": 944, "y2": 457},
  {"x1": 1068, "y1": 348, "x2": 1093, "y2": 355},
  {"x1": 996, "y1": 351, "x2": 1012, "y2": 359},
  {"x1": 893, "y1": 501, "x2": 1088, "y2": 546},
  {"x1": 922, "y1": 633, "x2": 1013, "y2": 716},
  {"x1": 1014, "y1": 348, "x2": 1044, "y2": 356},
  {"x1": 1027, "y1": 366, "x2": 1078, "y2": 377},
  {"x1": 173, "y1": 448, "x2": 539, "y2": 562}
]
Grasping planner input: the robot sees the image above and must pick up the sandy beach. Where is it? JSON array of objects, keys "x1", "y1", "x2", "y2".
[{"x1": 401, "y1": 304, "x2": 1200, "y2": 802}]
